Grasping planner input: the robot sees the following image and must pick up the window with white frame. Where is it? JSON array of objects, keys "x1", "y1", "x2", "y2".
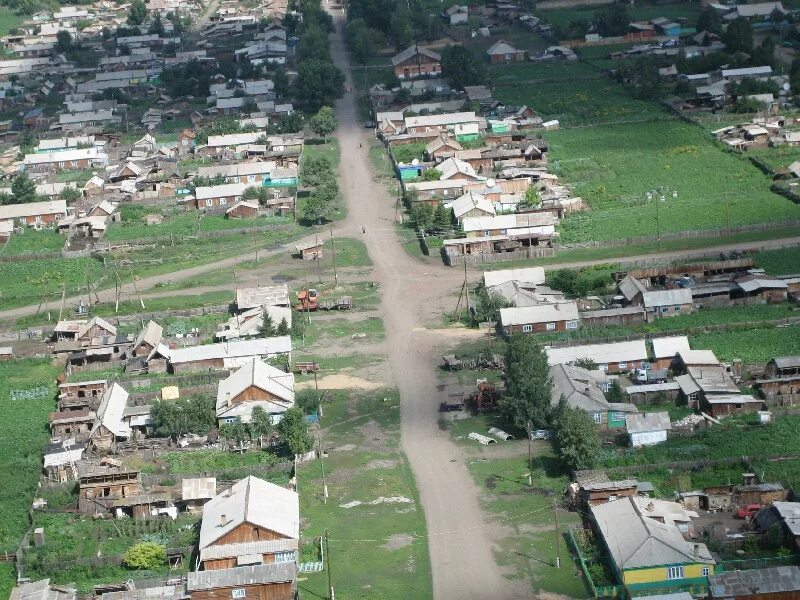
[
  {"x1": 667, "y1": 566, "x2": 684, "y2": 580},
  {"x1": 675, "y1": 305, "x2": 681, "y2": 313},
  {"x1": 702, "y1": 567, "x2": 710, "y2": 577},
  {"x1": 618, "y1": 362, "x2": 627, "y2": 370},
  {"x1": 566, "y1": 320, "x2": 578, "y2": 330},
  {"x1": 546, "y1": 322, "x2": 556, "y2": 331},
  {"x1": 205, "y1": 198, "x2": 212, "y2": 207},
  {"x1": 611, "y1": 412, "x2": 625, "y2": 421},
  {"x1": 220, "y1": 197, "x2": 227, "y2": 205},
  {"x1": 274, "y1": 551, "x2": 297, "y2": 563},
  {"x1": 522, "y1": 324, "x2": 532, "y2": 333},
  {"x1": 231, "y1": 589, "x2": 246, "y2": 599},
  {"x1": 592, "y1": 413, "x2": 602, "y2": 424}
]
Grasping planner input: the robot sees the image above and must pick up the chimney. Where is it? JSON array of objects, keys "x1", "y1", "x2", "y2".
[
  {"x1": 554, "y1": 304, "x2": 560, "y2": 311},
  {"x1": 219, "y1": 514, "x2": 227, "y2": 526},
  {"x1": 693, "y1": 544, "x2": 700, "y2": 560}
]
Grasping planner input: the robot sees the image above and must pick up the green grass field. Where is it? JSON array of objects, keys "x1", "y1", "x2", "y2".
[
  {"x1": 0, "y1": 230, "x2": 64, "y2": 256},
  {"x1": 690, "y1": 325, "x2": 800, "y2": 363},
  {"x1": 0, "y1": 12, "x2": 24, "y2": 37},
  {"x1": 536, "y1": 2, "x2": 700, "y2": 34},
  {"x1": 545, "y1": 120, "x2": 800, "y2": 242},
  {"x1": 755, "y1": 246, "x2": 800, "y2": 275},
  {"x1": 298, "y1": 390, "x2": 432, "y2": 599},
  {"x1": 0, "y1": 359, "x2": 61, "y2": 562},
  {"x1": 748, "y1": 145, "x2": 800, "y2": 172}
]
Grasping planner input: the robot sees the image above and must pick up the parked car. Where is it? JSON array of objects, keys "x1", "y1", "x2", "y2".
[
  {"x1": 530, "y1": 429, "x2": 554, "y2": 440},
  {"x1": 736, "y1": 504, "x2": 762, "y2": 519}
]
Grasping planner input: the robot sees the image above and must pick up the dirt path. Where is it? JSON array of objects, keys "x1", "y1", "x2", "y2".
[{"x1": 326, "y1": 14, "x2": 528, "y2": 600}]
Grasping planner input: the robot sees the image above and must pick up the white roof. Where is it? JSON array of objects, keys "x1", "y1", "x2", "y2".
[
  {"x1": 216, "y1": 358, "x2": 295, "y2": 416},
  {"x1": 462, "y1": 212, "x2": 557, "y2": 233},
  {"x1": 206, "y1": 131, "x2": 264, "y2": 147},
  {"x1": 484, "y1": 267, "x2": 545, "y2": 288},
  {"x1": 195, "y1": 182, "x2": 259, "y2": 200},
  {"x1": 678, "y1": 349, "x2": 720, "y2": 366},
  {"x1": 404, "y1": 111, "x2": 481, "y2": 129},
  {"x1": 198, "y1": 161, "x2": 277, "y2": 178},
  {"x1": 182, "y1": 477, "x2": 217, "y2": 501},
  {"x1": 24, "y1": 147, "x2": 104, "y2": 165},
  {"x1": 447, "y1": 192, "x2": 495, "y2": 219},
  {"x1": 168, "y1": 337, "x2": 291, "y2": 364},
  {"x1": 90, "y1": 383, "x2": 131, "y2": 439},
  {"x1": 487, "y1": 40, "x2": 520, "y2": 56},
  {"x1": 0, "y1": 199, "x2": 66, "y2": 220},
  {"x1": 642, "y1": 288, "x2": 692, "y2": 308},
  {"x1": 546, "y1": 340, "x2": 648, "y2": 367},
  {"x1": 651, "y1": 336, "x2": 691, "y2": 359},
  {"x1": 626, "y1": 412, "x2": 671, "y2": 434},
  {"x1": 722, "y1": 66, "x2": 772, "y2": 78},
  {"x1": 500, "y1": 302, "x2": 579, "y2": 326},
  {"x1": 199, "y1": 476, "x2": 299, "y2": 548},
  {"x1": 58, "y1": 110, "x2": 116, "y2": 125}
]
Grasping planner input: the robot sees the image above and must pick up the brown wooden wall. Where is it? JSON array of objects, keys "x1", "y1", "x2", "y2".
[
  {"x1": 190, "y1": 582, "x2": 293, "y2": 600},
  {"x1": 213, "y1": 523, "x2": 284, "y2": 546},
  {"x1": 231, "y1": 386, "x2": 281, "y2": 406}
]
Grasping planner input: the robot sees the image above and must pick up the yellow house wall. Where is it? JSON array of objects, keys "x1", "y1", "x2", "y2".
[{"x1": 623, "y1": 563, "x2": 711, "y2": 585}]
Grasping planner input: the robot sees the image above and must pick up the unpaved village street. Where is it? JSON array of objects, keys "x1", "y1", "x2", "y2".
[{"x1": 326, "y1": 9, "x2": 530, "y2": 600}]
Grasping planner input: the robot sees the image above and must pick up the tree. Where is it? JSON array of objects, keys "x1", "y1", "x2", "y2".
[
  {"x1": 267, "y1": 112, "x2": 303, "y2": 134},
  {"x1": 553, "y1": 400, "x2": 600, "y2": 472},
  {"x1": 606, "y1": 381, "x2": 625, "y2": 404},
  {"x1": 309, "y1": 106, "x2": 338, "y2": 139},
  {"x1": 278, "y1": 407, "x2": 313, "y2": 455},
  {"x1": 276, "y1": 317, "x2": 290, "y2": 336},
  {"x1": 433, "y1": 203, "x2": 451, "y2": 233},
  {"x1": 696, "y1": 7, "x2": 722, "y2": 35},
  {"x1": 440, "y1": 44, "x2": 490, "y2": 90},
  {"x1": 300, "y1": 155, "x2": 334, "y2": 187},
  {"x1": 149, "y1": 12, "x2": 164, "y2": 35},
  {"x1": 347, "y1": 19, "x2": 385, "y2": 65},
  {"x1": 500, "y1": 335, "x2": 552, "y2": 430},
  {"x1": 595, "y1": 3, "x2": 630, "y2": 37},
  {"x1": 123, "y1": 542, "x2": 167, "y2": 570},
  {"x1": 272, "y1": 68, "x2": 290, "y2": 98},
  {"x1": 420, "y1": 168, "x2": 442, "y2": 181},
  {"x1": 409, "y1": 203, "x2": 434, "y2": 232},
  {"x1": 524, "y1": 186, "x2": 540, "y2": 207},
  {"x1": 128, "y1": 0, "x2": 148, "y2": 26},
  {"x1": 573, "y1": 358, "x2": 597, "y2": 371},
  {"x1": 150, "y1": 396, "x2": 215, "y2": 439},
  {"x1": 470, "y1": 283, "x2": 512, "y2": 326},
  {"x1": 389, "y1": 2, "x2": 413, "y2": 50},
  {"x1": 11, "y1": 173, "x2": 37, "y2": 205},
  {"x1": 219, "y1": 420, "x2": 250, "y2": 446},
  {"x1": 791, "y1": 57, "x2": 800, "y2": 94},
  {"x1": 295, "y1": 389, "x2": 320, "y2": 414},
  {"x1": 724, "y1": 18, "x2": 753, "y2": 54},
  {"x1": 249, "y1": 406, "x2": 273, "y2": 447},
  {"x1": 296, "y1": 22, "x2": 330, "y2": 62},
  {"x1": 55, "y1": 30, "x2": 73, "y2": 52},
  {"x1": 260, "y1": 310, "x2": 276, "y2": 336},
  {"x1": 303, "y1": 180, "x2": 338, "y2": 223},
  {"x1": 293, "y1": 59, "x2": 345, "y2": 111},
  {"x1": 60, "y1": 187, "x2": 81, "y2": 202}
]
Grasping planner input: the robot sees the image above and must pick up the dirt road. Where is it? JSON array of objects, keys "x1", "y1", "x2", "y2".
[{"x1": 326, "y1": 14, "x2": 529, "y2": 600}]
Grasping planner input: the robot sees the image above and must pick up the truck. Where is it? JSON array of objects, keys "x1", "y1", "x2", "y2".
[{"x1": 633, "y1": 368, "x2": 669, "y2": 384}]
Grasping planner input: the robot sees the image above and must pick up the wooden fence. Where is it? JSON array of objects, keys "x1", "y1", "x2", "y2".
[{"x1": 444, "y1": 247, "x2": 555, "y2": 267}]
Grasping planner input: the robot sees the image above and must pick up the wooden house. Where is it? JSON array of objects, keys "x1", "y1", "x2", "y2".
[
  {"x1": 626, "y1": 412, "x2": 671, "y2": 447},
  {"x1": 734, "y1": 275, "x2": 789, "y2": 302},
  {"x1": 49, "y1": 409, "x2": 94, "y2": 438},
  {"x1": 164, "y1": 337, "x2": 292, "y2": 373},
  {"x1": 216, "y1": 359, "x2": 295, "y2": 426},
  {"x1": 391, "y1": 44, "x2": 442, "y2": 80},
  {"x1": 178, "y1": 128, "x2": 195, "y2": 155},
  {"x1": 765, "y1": 356, "x2": 800, "y2": 378},
  {"x1": 757, "y1": 357, "x2": 800, "y2": 405},
  {"x1": 181, "y1": 477, "x2": 217, "y2": 514},
  {"x1": 43, "y1": 441, "x2": 86, "y2": 483},
  {"x1": 88, "y1": 383, "x2": 131, "y2": 451},
  {"x1": 580, "y1": 307, "x2": 646, "y2": 329},
  {"x1": 425, "y1": 135, "x2": 462, "y2": 161},
  {"x1": 0, "y1": 199, "x2": 67, "y2": 228},
  {"x1": 76, "y1": 316, "x2": 117, "y2": 342},
  {"x1": 499, "y1": 301, "x2": 580, "y2": 335},
  {"x1": 651, "y1": 336, "x2": 691, "y2": 371},
  {"x1": 446, "y1": 191, "x2": 495, "y2": 223},
  {"x1": 198, "y1": 475, "x2": 299, "y2": 570},
  {"x1": 77, "y1": 461, "x2": 142, "y2": 515},
  {"x1": 187, "y1": 564, "x2": 297, "y2": 600},
  {"x1": 226, "y1": 200, "x2": 259, "y2": 219},
  {"x1": 191, "y1": 183, "x2": 260, "y2": 210},
  {"x1": 486, "y1": 40, "x2": 526, "y2": 64},
  {"x1": 546, "y1": 340, "x2": 649, "y2": 374},
  {"x1": 701, "y1": 393, "x2": 763, "y2": 418},
  {"x1": 573, "y1": 473, "x2": 639, "y2": 508},
  {"x1": 642, "y1": 288, "x2": 693, "y2": 320},
  {"x1": 58, "y1": 379, "x2": 108, "y2": 411},
  {"x1": 130, "y1": 320, "x2": 163, "y2": 358}
]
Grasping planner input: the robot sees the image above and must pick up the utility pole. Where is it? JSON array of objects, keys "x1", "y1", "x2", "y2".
[
  {"x1": 319, "y1": 435, "x2": 328, "y2": 504},
  {"x1": 553, "y1": 500, "x2": 561, "y2": 569},
  {"x1": 526, "y1": 421, "x2": 532, "y2": 472},
  {"x1": 325, "y1": 530, "x2": 334, "y2": 600},
  {"x1": 330, "y1": 225, "x2": 338, "y2": 287},
  {"x1": 463, "y1": 262, "x2": 470, "y2": 313}
]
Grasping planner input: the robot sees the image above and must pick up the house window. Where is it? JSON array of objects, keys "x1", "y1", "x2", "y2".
[
  {"x1": 566, "y1": 321, "x2": 578, "y2": 330},
  {"x1": 223, "y1": 417, "x2": 237, "y2": 424},
  {"x1": 522, "y1": 325, "x2": 532, "y2": 333},
  {"x1": 667, "y1": 566, "x2": 684, "y2": 580},
  {"x1": 674, "y1": 305, "x2": 681, "y2": 313},
  {"x1": 231, "y1": 589, "x2": 246, "y2": 599},
  {"x1": 611, "y1": 412, "x2": 625, "y2": 421},
  {"x1": 702, "y1": 567, "x2": 710, "y2": 577},
  {"x1": 205, "y1": 199, "x2": 212, "y2": 207},
  {"x1": 274, "y1": 551, "x2": 296, "y2": 563},
  {"x1": 248, "y1": 175, "x2": 256, "y2": 182},
  {"x1": 598, "y1": 364, "x2": 608, "y2": 372},
  {"x1": 618, "y1": 362, "x2": 627, "y2": 370},
  {"x1": 220, "y1": 197, "x2": 227, "y2": 205},
  {"x1": 546, "y1": 323, "x2": 556, "y2": 331},
  {"x1": 592, "y1": 413, "x2": 602, "y2": 424}
]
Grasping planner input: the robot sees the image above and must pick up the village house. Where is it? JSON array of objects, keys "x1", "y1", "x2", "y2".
[
  {"x1": 58, "y1": 110, "x2": 120, "y2": 132},
  {"x1": 235, "y1": 285, "x2": 290, "y2": 312},
  {"x1": 58, "y1": 379, "x2": 107, "y2": 411},
  {"x1": 590, "y1": 497, "x2": 716, "y2": 593},
  {"x1": 549, "y1": 363, "x2": 638, "y2": 429},
  {"x1": 226, "y1": 200, "x2": 260, "y2": 219},
  {"x1": 734, "y1": 275, "x2": 789, "y2": 303},
  {"x1": 88, "y1": 383, "x2": 131, "y2": 452},
  {"x1": 625, "y1": 412, "x2": 671, "y2": 447},
  {"x1": 756, "y1": 356, "x2": 800, "y2": 406},
  {"x1": 198, "y1": 475, "x2": 299, "y2": 570},
  {"x1": 49, "y1": 409, "x2": 95, "y2": 439},
  {"x1": 129, "y1": 320, "x2": 163, "y2": 358},
  {"x1": 642, "y1": 288, "x2": 693, "y2": 320},
  {"x1": 10, "y1": 579, "x2": 76, "y2": 600},
  {"x1": 445, "y1": 191, "x2": 496, "y2": 223},
  {"x1": 22, "y1": 147, "x2": 108, "y2": 173},
  {"x1": 190, "y1": 182, "x2": 260, "y2": 210},
  {"x1": 651, "y1": 336, "x2": 691, "y2": 370},
  {"x1": 187, "y1": 564, "x2": 297, "y2": 600},
  {"x1": 571, "y1": 472, "x2": 640, "y2": 508},
  {"x1": 446, "y1": 4, "x2": 469, "y2": 24},
  {"x1": 755, "y1": 502, "x2": 800, "y2": 547},
  {"x1": 198, "y1": 161, "x2": 278, "y2": 184},
  {"x1": 708, "y1": 566, "x2": 800, "y2": 600},
  {"x1": 197, "y1": 132, "x2": 266, "y2": 158},
  {"x1": 425, "y1": 135, "x2": 463, "y2": 161},
  {"x1": 499, "y1": 301, "x2": 580, "y2": 335},
  {"x1": 486, "y1": 40, "x2": 526, "y2": 64},
  {"x1": 43, "y1": 440, "x2": 86, "y2": 483},
  {"x1": 546, "y1": 340, "x2": 649, "y2": 373},
  {"x1": 391, "y1": 44, "x2": 442, "y2": 80},
  {"x1": 0, "y1": 199, "x2": 67, "y2": 228},
  {"x1": 461, "y1": 212, "x2": 557, "y2": 241},
  {"x1": 216, "y1": 306, "x2": 292, "y2": 342},
  {"x1": 158, "y1": 337, "x2": 292, "y2": 373},
  {"x1": 403, "y1": 112, "x2": 484, "y2": 136},
  {"x1": 77, "y1": 461, "x2": 142, "y2": 515},
  {"x1": 618, "y1": 275, "x2": 648, "y2": 306},
  {"x1": 675, "y1": 364, "x2": 750, "y2": 414},
  {"x1": 216, "y1": 359, "x2": 295, "y2": 425}
]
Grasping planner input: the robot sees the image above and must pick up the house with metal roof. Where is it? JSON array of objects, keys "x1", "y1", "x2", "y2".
[
  {"x1": 626, "y1": 412, "x2": 671, "y2": 447},
  {"x1": 500, "y1": 301, "x2": 580, "y2": 335},
  {"x1": 391, "y1": 44, "x2": 442, "y2": 80},
  {"x1": 550, "y1": 363, "x2": 637, "y2": 429},
  {"x1": 709, "y1": 565, "x2": 800, "y2": 600},
  {"x1": 216, "y1": 358, "x2": 295, "y2": 425},
  {"x1": 89, "y1": 383, "x2": 131, "y2": 452},
  {"x1": 486, "y1": 40, "x2": 526, "y2": 63},
  {"x1": 642, "y1": 288, "x2": 693, "y2": 320},
  {"x1": 546, "y1": 340, "x2": 649, "y2": 373},
  {"x1": 651, "y1": 336, "x2": 691, "y2": 370},
  {"x1": 590, "y1": 497, "x2": 716, "y2": 593},
  {"x1": 163, "y1": 337, "x2": 291, "y2": 373},
  {"x1": 187, "y1": 563, "x2": 297, "y2": 600},
  {"x1": 198, "y1": 476, "x2": 299, "y2": 571}
]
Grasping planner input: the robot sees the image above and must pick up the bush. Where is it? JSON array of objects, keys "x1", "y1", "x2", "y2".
[{"x1": 122, "y1": 542, "x2": 167, "y2": 570}]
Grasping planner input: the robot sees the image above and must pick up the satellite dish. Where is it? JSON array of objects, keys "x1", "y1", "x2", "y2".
[
  {"x1": 784, "y1": 82, "x2": 791, "y2": 91},
  {"x1": 411, "y1": 158, "x2": 419, "y2": 166},
  {"x1": 487, "y1": 178, "x2": 496, "y2": 187}
]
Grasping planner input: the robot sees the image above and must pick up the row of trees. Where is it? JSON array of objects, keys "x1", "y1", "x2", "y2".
[
  {"x1": 500, "y1": 335, "x2": 600, "y2": 472},
  {"x1": 300, "y1": 153, "x2": 339, "y2": 223},
  {"x1": 292, "y1": 0, "x2": 345, "y2": 111},
  {"x1": 0, "y1": 173, "x2": 41, "y2": 206}
]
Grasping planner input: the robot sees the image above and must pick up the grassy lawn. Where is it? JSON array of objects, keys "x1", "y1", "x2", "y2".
[
  {"x1": 525, "y1": 303, "x2": 800, "y2": 345},
  {"x1": 755, "y1": 246, "x2": 800, "y2": 275},
  {"x1": 293, "y1": 352, "x2": 383, "y2": 376},
  {"x1": 466, "y1": 448, "x2": 589, "y2": 597},
  {"x1": 537, "y1": 2, "x2": 700, "y2": 33},
  {"x1": 324, "y1": 236, "x2": 372, "y2": 268},
  {"x1": 546, "y1": 120, "x2": 800, "y2": 242},
  {"x1": 297, "y1": 390, "x2": 432, "y2": 599},
  {"x1": 123, "y1": 448, "x2": 289, "y2": 482},
  {"x1": 690, "y1": 325, "x2": 800, "y2": 363},
  {"x1": 299, "y1": 314, "x2": 384, "y2": 348},
  {"x1": 0, "y1": 359, "x2": 62, "y2": 558},
  {"x1": 0, "y1": 230, "x2": 64, "y2": 256},
  {"x1": 748, "y1": 145, "x2": 800, "y2": 172},
  {"x1": 0, "y1": 11, "x2": 24, "y2": 37}
]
